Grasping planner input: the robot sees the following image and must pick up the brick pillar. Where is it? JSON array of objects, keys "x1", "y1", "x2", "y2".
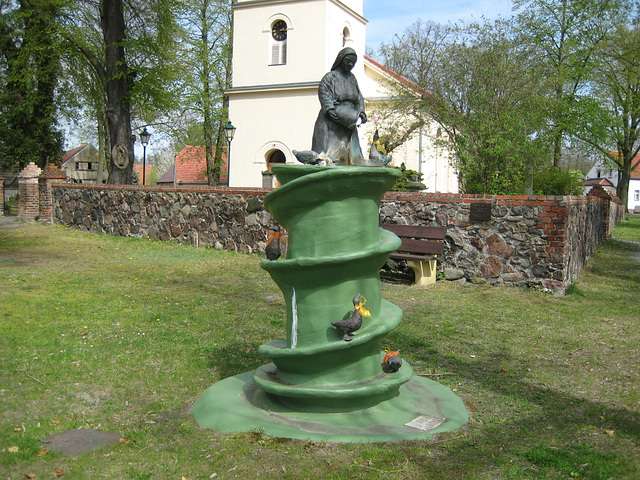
[
  {"x1": 0, "y1": 173, "x2": 4, "y2": 216},
  {"x1": 39, "y1": 164, "x2": 67, "y2": 223},
  {"x1": 587, "y1": 185, "x2": 612, "y2": 237},
  {"x1": 18, "y1": 162, "x2": 43, "y2": 220}
]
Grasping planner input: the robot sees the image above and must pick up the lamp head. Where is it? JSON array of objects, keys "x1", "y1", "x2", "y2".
[{"x1": 140, "y1": 127, "x2": 151, "y2": 146}]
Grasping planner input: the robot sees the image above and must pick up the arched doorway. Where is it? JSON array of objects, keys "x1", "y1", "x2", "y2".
[
  {"x1": 267, "y1": 150, "x2": 286, "y2": 170},
  {"x1": 266, "y1": 150, "x2": 286, "y2": 188}
]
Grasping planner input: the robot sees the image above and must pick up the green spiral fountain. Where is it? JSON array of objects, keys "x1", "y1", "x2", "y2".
[{"x1": 193, "y1": 165, "x2": 468, "y2": 442}]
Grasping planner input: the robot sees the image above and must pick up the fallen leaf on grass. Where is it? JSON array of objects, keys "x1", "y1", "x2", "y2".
[
  {"x1": 8, "y1": 446, "x2": 19, "y2": 453},
  {"x1": 50, "y1": 420, "x2": 60, "y2": 425},
  {"x1": 605, "y1": 430, "x2": 615, "y2": 435},
  {"x1": 38, "y1": 449, "x2": 48, "y2": 456},
  {"x1": 54, "y1": 469, "x2": 64, "y2": 477},
  {"x1": 23, "y1": 474, "x2": 36, "y2": 479}
]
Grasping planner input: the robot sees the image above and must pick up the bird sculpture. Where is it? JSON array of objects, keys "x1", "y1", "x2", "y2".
[
  {"x1": 368, "y1": 129, "x2": 392, "y2": 166},
  {"x1": 293, "y1": 150, "x2": 334, "y2": 166},
  {"x1": 265, "y1": 225, "x2": 283, "y2": 261},
  {"x1": 331, "y1": 293, "x2": 371, "y2": 341},
  {"x1": 382, "y1": 350, "x2": 402, "y2": 373}
]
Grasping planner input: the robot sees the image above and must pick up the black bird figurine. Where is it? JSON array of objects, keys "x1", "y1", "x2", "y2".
[
  {"x1": 331, "y1": 293, "x2": 371, "y2": 341},
  {"x1": 265, "y1": 225, "x2": 283, "y2": 261}
]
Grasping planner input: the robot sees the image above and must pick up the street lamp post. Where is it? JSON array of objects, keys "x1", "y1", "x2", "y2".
[
  {"x1": 140, "y1": 127, "x2": 151, "y2": 185},
  {"x1": 223, "y1": 121, "x2": 236, "y2": 186}
]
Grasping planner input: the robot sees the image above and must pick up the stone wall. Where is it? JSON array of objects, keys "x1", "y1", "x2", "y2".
[
  {"x1": 30, "y1": 174, "x2": 616, "y2": 294},
  {"x1": 52, "y1": 184, "x2": 275, "y2": 254},
  {"x1": 380, "y1": 191, "x2": 617, "y2": 292}
]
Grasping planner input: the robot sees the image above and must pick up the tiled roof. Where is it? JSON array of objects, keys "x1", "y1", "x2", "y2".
[
  {"x1": 61, "y1": 144, "x2": 89, "y2": 167},
  {"x1": 133, "y1": 164, "x2": 153, "y2": 184},
  {"x1": 610, "y1": 151, "x2": 640, "y2": 179},
  {"x1": 364, "y1": 56, "x2": 430, "y2": 97},
  {"x1": 584, "y1": 177, "x2": 614, "y2": 187},
  {"x1": 159, "y1": 146, "x2": 228, "y2": 185}
]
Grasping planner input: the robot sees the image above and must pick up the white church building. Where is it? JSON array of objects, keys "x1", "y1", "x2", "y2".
[{"x1": 227, "y1": 0, "x2": 458, "y2": 193}]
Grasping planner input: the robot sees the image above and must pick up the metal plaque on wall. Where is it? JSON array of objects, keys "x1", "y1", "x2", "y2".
[{"x1": 469, "y1": 203, "x2": 492, "y2": 222}]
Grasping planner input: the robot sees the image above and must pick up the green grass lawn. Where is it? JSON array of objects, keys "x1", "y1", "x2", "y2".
[
  {"x1": 1, "y1": 221, "x2": 639, "y2": 479},
  {"x1": 611, "y1": 214, "x2": 640, "y2": 242}
]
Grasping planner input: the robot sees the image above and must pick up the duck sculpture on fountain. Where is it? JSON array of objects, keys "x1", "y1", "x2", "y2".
[{"x1": 331, "y1": 293, "x2": 371, "y2": 341}]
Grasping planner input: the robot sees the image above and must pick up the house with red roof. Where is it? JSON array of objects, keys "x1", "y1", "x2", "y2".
[
  {"x1": 157, "y1": 146, "x2": 228, "y2": 186},
  {"x1": 132, "y1": 164, "x2": 153, "y2": 185},
  {"x1": 585, "y1": 153, "x2": 640, "y2": 212},
  {"x1": 61, "y1": 144, "x2": 106, "y2": 184}
]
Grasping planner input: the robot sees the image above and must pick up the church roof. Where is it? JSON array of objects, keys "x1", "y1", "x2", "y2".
[{"x1": 364, "y1": 56, "x2": 430, "y2": 97}]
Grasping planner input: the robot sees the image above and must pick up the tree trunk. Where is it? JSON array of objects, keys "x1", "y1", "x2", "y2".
[
  {"x1": 101, "y1": 0, "x2": 134, "y2": 184},
  {"x1": 617, "y1": 152, "x2": 632, "y2": 217}
]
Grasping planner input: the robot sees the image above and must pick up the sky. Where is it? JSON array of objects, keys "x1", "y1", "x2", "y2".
[{"x1": 364, "y1": 0, "x2": 515, "y2": 52}]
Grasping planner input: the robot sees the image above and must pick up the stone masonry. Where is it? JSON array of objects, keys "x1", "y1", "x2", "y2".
[{"x1": 16, "y1": 163, "x2": 618, "y2": 294}]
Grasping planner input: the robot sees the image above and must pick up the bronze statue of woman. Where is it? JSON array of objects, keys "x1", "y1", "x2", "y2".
[{"x1": 311, "y1": 48, "x2": 367, "y2": 166}]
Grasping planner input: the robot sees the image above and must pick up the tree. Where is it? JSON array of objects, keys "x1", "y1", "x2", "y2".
[
  {"x1": 377, "y1": 19, "x2": 551, "y2": 194},
  {"x1": 55, "y1": 0, "x2": 182, "y2": 183},
  {"x1": 100, "y1": 0, "x2": 134, "y2": 184},
  {"x1": 0, "y1": 0, "x2": 64, "y2": 170},
  {"x1": 574, "y1": 23, "x2": 640, "y2": 211},
  {"x1": 176, "y1": 0, "x2": 232, "y2": 185},
  {"x1": 514, "y1": 0, "x2": 630, "y2": 167}
]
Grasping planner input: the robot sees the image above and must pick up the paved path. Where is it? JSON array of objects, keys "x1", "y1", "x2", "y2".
[{"x1": 0, "y1": 216, "x2": 30, "y2": 228}]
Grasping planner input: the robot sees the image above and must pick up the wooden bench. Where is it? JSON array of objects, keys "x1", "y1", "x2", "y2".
[{"x1": 381, "y1": 223, "x2": 447, "y2": 286}]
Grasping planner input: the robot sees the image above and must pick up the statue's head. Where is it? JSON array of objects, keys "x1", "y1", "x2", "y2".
[{"x1": 331, "y1": 47, "x2": 358, "y2": 72}]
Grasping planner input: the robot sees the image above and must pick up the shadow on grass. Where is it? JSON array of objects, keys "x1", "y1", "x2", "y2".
[
  {"x1": 203, "y1": 341, "x2": 264, "y2": 379},
  {"x1": 390, "y1": 327, "x2": 639, "y2": 478},
  {"x1": 587, "y1": 240, "x2": 640, "y2": 285}
]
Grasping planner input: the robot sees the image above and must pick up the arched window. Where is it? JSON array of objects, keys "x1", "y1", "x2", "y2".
[
  {"x1": 267, "y1": 149, "x2": 286, "y2": 170},
  {"x1": 342, "y1": 27, "x2": 351, "y2": 47},
  {"x1": 270, "y1": 19, "x2": 288, "y2": 65}
]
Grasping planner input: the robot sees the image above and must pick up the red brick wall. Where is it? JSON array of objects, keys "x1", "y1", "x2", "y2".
[{"x1": 18, "y1": 163, "x2": 42, "y2": 220}]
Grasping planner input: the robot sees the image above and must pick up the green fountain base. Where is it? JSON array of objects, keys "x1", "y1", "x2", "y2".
[
  {"x1": 193, "y1": 165, "x2": 469, "y2": 442},
  {"x1": 192, "y1": 372, "x2": 468, "y2": 443}
]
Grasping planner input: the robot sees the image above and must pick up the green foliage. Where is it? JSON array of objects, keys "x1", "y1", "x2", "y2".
[
  {"x1": 0, "y1": 0, "x2": 65, "y2": 170},
  {"x1": 389, "y1": 163, "x2": 426, "y2": 191},
  {"x1": 532, "y1": 167, "x2": 584, "y2": 195},
  {"x1": 379, "y1": 19, "x2": 551, "y2": 194},
  {"x1": 574, "y1": 23, "x2": 640, "y2": 208},
  {"x1": 514, "y1": 0, "x2": 632, "y2": 167}
]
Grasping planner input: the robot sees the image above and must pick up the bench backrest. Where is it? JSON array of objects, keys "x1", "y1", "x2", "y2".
[{"x1": 381, "y1": 224, "x2": 446, "y2": 255}]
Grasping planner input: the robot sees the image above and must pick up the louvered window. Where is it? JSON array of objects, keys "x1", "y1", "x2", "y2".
[
  {"x1": 271, "y1": 42, "x2": 287, "y2": 65},
  {"x1": 270, "y1": 19, "x2": 287, "y2": 65}
]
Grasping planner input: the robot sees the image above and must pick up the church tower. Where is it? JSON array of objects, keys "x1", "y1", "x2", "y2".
[{"x1": 227, "y1": 0, "x2": 367, "y2": 187}]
